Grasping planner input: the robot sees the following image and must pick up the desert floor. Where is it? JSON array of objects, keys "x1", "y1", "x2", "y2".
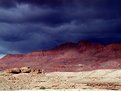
[
  {"x1": 14, "y1": 89, "x2": 119, "y2": 91},
  {"x1": 1, "y1": 69, "x2": 121, "y2": 90}
]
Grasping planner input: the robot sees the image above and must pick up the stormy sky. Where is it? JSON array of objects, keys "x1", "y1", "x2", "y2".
[{"x1": 0, "y1": 0, "x2": 121, "y2": 55}]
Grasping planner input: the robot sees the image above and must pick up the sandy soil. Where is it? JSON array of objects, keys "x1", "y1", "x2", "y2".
[
  {"x1": 1, "y1": 69, "x2": 121, "y2": 90},
  {"x1": 15, "y1": 89, "x2": 118, "y2": 91}
]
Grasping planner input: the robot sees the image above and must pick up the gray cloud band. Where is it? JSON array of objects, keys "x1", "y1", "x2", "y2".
[{"x1": 0, "y1": 0, "x2": 120, "y2": 54}]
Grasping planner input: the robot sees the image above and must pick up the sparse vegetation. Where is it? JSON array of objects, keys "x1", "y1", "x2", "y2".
[{"x1": 40, "y1": 86, "x2": 46, "y2": 89}]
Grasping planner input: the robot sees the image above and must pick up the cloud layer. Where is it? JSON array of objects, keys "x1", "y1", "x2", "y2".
[{"x1": 0, "y1": 0, "x2": 121, "y2": 54}]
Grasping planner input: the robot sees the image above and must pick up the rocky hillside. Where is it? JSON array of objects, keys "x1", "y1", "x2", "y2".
[{"x1": 1, "y1": 41, "x2": 121, "y2": 72}]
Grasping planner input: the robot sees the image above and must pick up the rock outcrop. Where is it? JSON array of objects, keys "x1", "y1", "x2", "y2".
[
  {"x1": 1, "y1": 41, "x2": 121, "y2": 72},
  {"x1": 4, "y1": 67, "x2": 42, "y2": 74},
  {"x1": 5, "y1": 68, "x2": 21, "y2": 74},
  {"x1": 20, "y1": 67, "x2": 31, "y2": 73}
]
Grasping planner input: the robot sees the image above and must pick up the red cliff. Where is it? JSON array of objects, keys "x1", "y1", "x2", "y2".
[{"x1": 1, "y1": 41, "x2": 121, "y2": 72}]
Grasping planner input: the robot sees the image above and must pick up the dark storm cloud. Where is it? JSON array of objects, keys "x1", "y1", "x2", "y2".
[{"x1": 0, "y1": 0, "x2": 121, "y2": 55}]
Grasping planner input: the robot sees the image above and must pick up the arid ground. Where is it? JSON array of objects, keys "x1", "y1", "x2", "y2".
[{"x1": 1, "y1": 69, "x2": 121, "y2": 91}]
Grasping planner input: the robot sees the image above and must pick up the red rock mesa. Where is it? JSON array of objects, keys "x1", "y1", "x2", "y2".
[{"x1": 1, "y1": 41, "x2": 121, "y2": 72}]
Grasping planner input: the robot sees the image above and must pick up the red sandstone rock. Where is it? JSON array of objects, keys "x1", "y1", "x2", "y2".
[
  {"x1": 1, "y1": 41, "x2": 121, "y2": 72},
  {"x1": 5, "y1": 68, "x2": 21, "y2": 74}
]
